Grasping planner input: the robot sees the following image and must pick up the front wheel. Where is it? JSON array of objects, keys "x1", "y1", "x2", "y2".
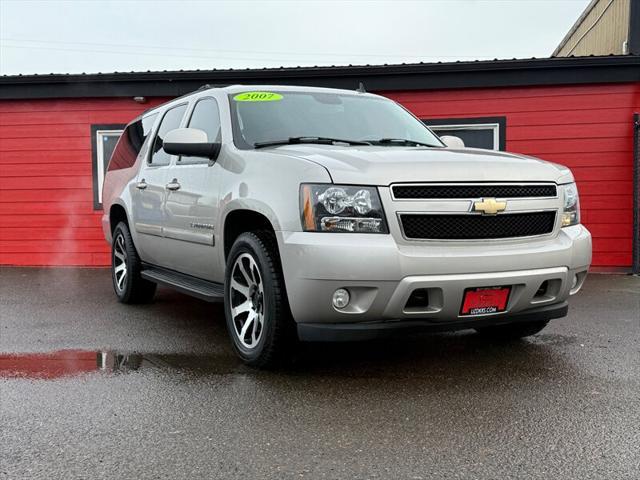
[
  {"x1": 224, "y1": 231, "x2": 294, "y2": 368},
  {"x1": 474, "y1": 320, "x2": 549, "y2": 340}
]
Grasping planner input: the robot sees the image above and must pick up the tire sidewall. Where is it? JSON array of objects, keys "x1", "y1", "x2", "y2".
[
  {"x1": 111, "y1": 223, "x2": 133, "y2": 302},
  {"x1": 224, "y1": 234, "x2": 278, "y2": 363}
]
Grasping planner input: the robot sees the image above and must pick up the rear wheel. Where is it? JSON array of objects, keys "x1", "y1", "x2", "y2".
[
  {"x1": 475, "y1": 320, "x2": 549, "y2": 340},
  {"x1": 224, "y1": 230, "x2": 294, "y2": 368},
  {"x1": 111, "y1": 222, "x2": 156, "y2": 304}
]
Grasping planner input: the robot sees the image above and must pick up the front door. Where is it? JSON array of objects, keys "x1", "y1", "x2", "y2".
[
  {"x1": 162, "y1": 97, "x2": 223, "y2": 281},
  {"x1": 131, "y1": 103, "x2": 188, "y2": 267}
]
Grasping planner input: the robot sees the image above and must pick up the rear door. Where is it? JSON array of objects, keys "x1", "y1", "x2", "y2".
[
  {"x1": 163, "y1": 96, "x2": 223, "y2": 280},
  {"x1": 131, "y1": 103, "x2": 188, "y2": 267}
]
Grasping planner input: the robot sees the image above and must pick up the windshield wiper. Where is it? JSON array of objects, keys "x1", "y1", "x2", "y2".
[
  {"x1": 368, "y1": 138, "x2": 439, "y2": 148},
  {"x1": 254, "y1": 136, "x2": 372, "y2": 149}
]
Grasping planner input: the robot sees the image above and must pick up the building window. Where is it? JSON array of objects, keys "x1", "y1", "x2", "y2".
[
  {"x1": 422, "y1": 116, "x2": 506, "y2": 151},
  {"x1": 91, "y1": 124, "x2": 125, "y2": 210}
]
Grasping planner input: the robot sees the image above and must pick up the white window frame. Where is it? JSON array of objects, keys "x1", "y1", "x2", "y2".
[
  {"x1": 429, "y1": 123, "x2": 501, "y2": 151},
  {"x1": 95, "y1": 129, "x2": 123, "y2": 204}
]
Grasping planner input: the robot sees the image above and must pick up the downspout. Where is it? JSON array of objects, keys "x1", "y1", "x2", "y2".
[{"x1": 633, "y1": 113, "x2": 639, "y2": 275}]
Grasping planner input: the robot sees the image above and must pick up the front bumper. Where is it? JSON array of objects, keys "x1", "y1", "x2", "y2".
[
  {"x1": 276, "y1": 224, "x2": 591, "y2": 333},
  {"x1": 297, "y1": 301, "x2": 569, "y2": 342}
]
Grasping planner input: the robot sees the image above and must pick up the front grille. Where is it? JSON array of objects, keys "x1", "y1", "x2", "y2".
[
  {"x1": 392, "y1": 184, "x2": 557, "y2": 199},
  {"x1": 400, "y1": 211, "x2": 557, "y2": 240}
]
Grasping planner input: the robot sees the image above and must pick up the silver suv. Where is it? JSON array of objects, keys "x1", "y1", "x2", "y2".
[{"x1": 102, "y1": 85, "x2": 592, "y2": 367}]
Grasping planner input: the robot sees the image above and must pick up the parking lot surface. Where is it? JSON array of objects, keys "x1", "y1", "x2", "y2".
[{"x1": 1, "y1": 267, "x2": 639, "y2": 479}]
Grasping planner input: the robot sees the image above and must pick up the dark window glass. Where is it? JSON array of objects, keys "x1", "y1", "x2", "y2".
[
  {"x1": 180, "y1": 98, "x2": 222, "y2": 164},
  {"x1": 434, "y1": 128, "x2": 496, "y2": 150},
  {"x1": 107, "y1": 114, "x2": 157, "y2": 171},
  {"x1": 150, "y1": 104, "x2": 188, "y2": 166}
]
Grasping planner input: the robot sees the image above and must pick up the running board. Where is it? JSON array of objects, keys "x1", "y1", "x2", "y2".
[{"x1": 141, "y1": 265, "x2": 224, "y2": 302}]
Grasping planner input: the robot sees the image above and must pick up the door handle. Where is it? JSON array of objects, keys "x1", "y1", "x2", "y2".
[
  {"x1": 166, "y1": 179, "x2": 181, "y2": 191},
  {"x1": 136, "y1": 180, "x2": 147, "y2": 190}
]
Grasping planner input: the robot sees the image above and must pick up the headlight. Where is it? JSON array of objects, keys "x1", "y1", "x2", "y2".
[
  {"x1": 561, "y1": 182, "x2": 580, "y2": 227},
  {"x1": 300, "y1": 184, "x2": 388, "y2": 233}
]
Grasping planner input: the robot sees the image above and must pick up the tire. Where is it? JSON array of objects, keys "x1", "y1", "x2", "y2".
[
  {"x1": 224, "y1": 230, "x2": 294, "y2": 368},
  {"x1": 474, "y1": 320, "x2": 549, "y2": 340},
  {"x1": 111, "y1": 222, "x2": 157, "y2": 304}
]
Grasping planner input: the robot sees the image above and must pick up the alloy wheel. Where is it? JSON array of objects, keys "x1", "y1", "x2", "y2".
[
  {"x1": 113, "y1": 233, "x2": 128, "y2": 292},
  {"x1": 229, "y1": 253, "x2": 264, "y2": 349}
]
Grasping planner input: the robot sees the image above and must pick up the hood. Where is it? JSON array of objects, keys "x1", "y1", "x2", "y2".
[{"x1": 268, "y1": 145, "x2": 574, "y2": 185}]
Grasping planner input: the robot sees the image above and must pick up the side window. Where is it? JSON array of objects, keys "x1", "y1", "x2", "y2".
[
  {"x1": 150, "y1": 104, "x2": 188, "y2": 166},
  {"x1": 92, "y1": 114, "x2": 157, "y2": 209},
  {"x1": 179, "y1": 97, "x2": 222, "y2": 165},
  {"x1": 107, "y1": 114, "x2": 157, "y2": 172}
]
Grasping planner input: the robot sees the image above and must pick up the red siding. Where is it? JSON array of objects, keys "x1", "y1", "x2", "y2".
[
  {"x1": 0, "y1": 97, "x2": 167, "y2": 266},
  {"x1": 0, "y1": 82, "x2": 637, "y2": 269},
  {"x1": 384, "y1": 83, "x2": 639, "y2": 269}
]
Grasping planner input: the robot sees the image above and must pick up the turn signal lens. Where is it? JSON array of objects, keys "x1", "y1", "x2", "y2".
[{"x1": 301, "y1": 184, "x2": 316, "y2": 231}]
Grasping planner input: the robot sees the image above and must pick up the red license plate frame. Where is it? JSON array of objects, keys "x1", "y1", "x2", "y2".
[{"x1": 460, "y1": 286, "x2": 511, "y2": 316}]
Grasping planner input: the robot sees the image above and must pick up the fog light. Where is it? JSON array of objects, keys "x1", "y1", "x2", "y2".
[{"x1": 332, "y1": 288, "x2": 350, "y2": 309}]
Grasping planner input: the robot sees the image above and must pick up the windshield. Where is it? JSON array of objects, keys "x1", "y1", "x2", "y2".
[{"x1": 228, "y1": 90, "x2": 444, "y2": 149}]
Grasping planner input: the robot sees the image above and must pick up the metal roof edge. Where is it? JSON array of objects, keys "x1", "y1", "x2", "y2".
[{"x1": 1, "y1": 55, "x2": 638, "y2": 100}]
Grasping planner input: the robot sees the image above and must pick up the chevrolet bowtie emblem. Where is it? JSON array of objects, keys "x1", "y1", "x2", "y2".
[{"x1": 473, "y1": 197, "x2": 507, "y2": 215}]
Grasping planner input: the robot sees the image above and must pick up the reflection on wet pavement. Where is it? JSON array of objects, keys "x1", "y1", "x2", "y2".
[
  {"x1": 0, "y1": 350, "x2": 240, "y2": 380},
  {"x1": 0, "y1": 332, "x2": 582, "y2": 381}
]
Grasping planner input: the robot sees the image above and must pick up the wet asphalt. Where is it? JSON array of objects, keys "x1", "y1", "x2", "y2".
[{"x1": 0, "y1": 267, "x2": 638, "y2": 479}]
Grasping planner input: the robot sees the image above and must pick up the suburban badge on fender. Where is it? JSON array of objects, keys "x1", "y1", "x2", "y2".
[{"x1": 190, "y1": 223, "x2": 214, "y2": 230}]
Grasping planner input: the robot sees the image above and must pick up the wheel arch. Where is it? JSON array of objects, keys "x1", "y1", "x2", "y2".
[
  {"x1": 109, "y1": 202, "x2": 130, "y2": 234},
  {"x1": 223, "y1": 208, "x2": 277, "y2": 261}
]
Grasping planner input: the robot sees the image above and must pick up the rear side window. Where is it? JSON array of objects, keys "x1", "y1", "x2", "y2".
[
  {"x1": 179, "y1": 97, "x2": 222, "y2": 164},
  {"x1": 107, "y1": 113, "x2": 157, "y2": 171},
  {"x1": 150, "y1": 104, "x2": 188, "y2": 166}
]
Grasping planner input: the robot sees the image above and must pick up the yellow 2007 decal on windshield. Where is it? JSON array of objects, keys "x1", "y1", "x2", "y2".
[{"x1": 233, "y1": 92, "x2": 283, "y2": 102}]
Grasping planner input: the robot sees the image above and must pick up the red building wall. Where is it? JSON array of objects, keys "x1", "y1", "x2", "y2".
[
  {"x1": 0, "y1": 82, "x2": 637, "y2": 269},
  {"x1": 0, "y1": 97, "x2": 167, "y2": 266}
]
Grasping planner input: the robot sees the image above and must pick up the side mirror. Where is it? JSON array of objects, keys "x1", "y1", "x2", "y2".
[
  {"x1": 440, "y1": 135, "x2": 465, "y2": 149},
  {"x1": 163, "y1": 128, "x2": 221, "y2": 159}
]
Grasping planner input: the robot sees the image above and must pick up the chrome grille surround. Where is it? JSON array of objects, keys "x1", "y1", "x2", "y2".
[
  {"x1": 387, "y1": 182, "x2": 560, "y2": 242},
  {"x1": 391, "y1": 183, "x2": 558, "y2": 200}
]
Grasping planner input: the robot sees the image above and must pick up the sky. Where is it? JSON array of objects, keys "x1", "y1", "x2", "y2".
[{"x1": 0, "y1": 0, "x2": 590, "y2": 76}]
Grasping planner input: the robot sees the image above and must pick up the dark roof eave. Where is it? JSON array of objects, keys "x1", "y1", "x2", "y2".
[{"x1": 0, "y1": 55, "x2": 638, "y2": 100}]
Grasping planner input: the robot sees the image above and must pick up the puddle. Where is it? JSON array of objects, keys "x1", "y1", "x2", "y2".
[
  {"x1": 1, "y1": 334, "x2": 581, "y2": 380},
  {"x1": 0, "y1": 350, "x2": 241, "y2": 379}
]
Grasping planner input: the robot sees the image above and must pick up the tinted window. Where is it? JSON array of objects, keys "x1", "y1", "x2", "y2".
[
  {"x1": 107, "y1": 114, "x2": 157, "y2": 171},
  {"x1": 229, "y1": 91, "x2": 442, "y2": 150},
  {"x1": 180, "y1": 98, "x2": 222, "y2": 164},
  {"x1": 150, "y1": 104, "x2": 188, "y2": 166}
]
